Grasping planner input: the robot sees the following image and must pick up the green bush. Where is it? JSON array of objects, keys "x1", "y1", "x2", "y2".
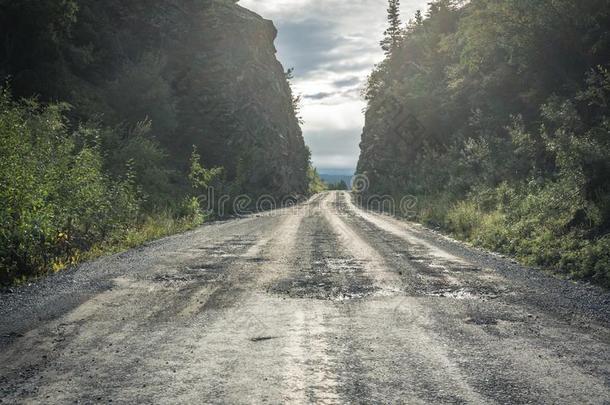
[
  {"x1": 413, "y1": 193, "x2": 452, "y2": 228},
  {"x1": 177, "y1": 196, "x2": 205, "y2": 226},
  {"x1": 423, "y1": 183, "x2": 610, "y2": 286},
  {"x1": 0, "y1": 89, "x2": 211, "y2": 285},
  {"x1": 446, "y1": 201, "x2": 480, "y2": 239},
  {"x1": 0, "y1": 89, "x2": 140, "y2": 283},
  {"x1": 357, "y1": 0, "x2": 610, "y2": 287},
  {"x1": 308, "y1": 166, "x2": 327, "y2": 195}
]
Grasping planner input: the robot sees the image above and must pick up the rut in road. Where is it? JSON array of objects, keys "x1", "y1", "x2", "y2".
[{"x1": 1, "y1": 191, "x2": 609, "y2": 404}]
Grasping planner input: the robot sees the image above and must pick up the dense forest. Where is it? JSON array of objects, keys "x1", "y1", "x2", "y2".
[
  {"x1": 358, "y1": 0, "x2": 610, "y2": 286},
  {"x1": 0, "y1": 0, "x2": 313, "y2": 284}
]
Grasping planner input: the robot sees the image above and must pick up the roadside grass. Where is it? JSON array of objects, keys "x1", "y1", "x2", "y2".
[
  {"x1": 417, "y1": 197, "x2": 610, "y2": 288},
  {"x1": 356, "y1": 190, "x2": 610, "y2": 288},
  {"x1": 7, "y1": 212, "x2": 205, "y2": 287},
  {"x1": 83, "y1": 212, "x2": 205, "y2": 262}
]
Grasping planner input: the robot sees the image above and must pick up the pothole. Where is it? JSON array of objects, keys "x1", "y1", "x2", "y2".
[
  {"x1": 249, "y1": 336, "x2": 278, "y2": 342},
  {"x1": 466, "y1": 316, "x2": 498, "y2": 325},
  {"x1": 185, "y1": 264, "x2": 223, "y2": 272},
  {"x1": 152, "y1": 264, "x2": 225, "y2": 285},
  {"x1": 184, "y1": 265, "x2": 224, "y2": 282},
  {"x1": 449, "y1": 265, "x2": 482, "y2": 273},
  {"x1": 196, "y1": 236, "x2": 255, "y2": 258},
  {"x1": 270, "y1": 278, "x2": 379, "y2": 301},
  {"x1": 152, "y1": 274, "x2": 193, "y2": 284},
  {"x1": 245, "y1": 257, "x2": 267, "y2": 263}
]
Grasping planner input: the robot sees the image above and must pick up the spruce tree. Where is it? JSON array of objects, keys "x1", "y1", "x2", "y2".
[
  {"x1": 380, "y1": 0, "x2": 402, "y2": 56},
  {"x1": 414, "y1": 10, "x2": 423, "y2": 26}
]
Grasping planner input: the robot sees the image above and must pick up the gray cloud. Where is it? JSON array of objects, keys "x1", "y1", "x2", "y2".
[
  {"x1": 303, "y1": 91, "x2": 336, "y2": 100},
  {"x1": 303, "y1": 88, "x2": 362, "y2": 102},
  {"x1": 275, "y1": 19, "x2": 345, "y2": 73},
  {"x1": 333, "y1": 76, "x2": 362, "y2": 88},
  {"x1": 305, "y1": 129, "x2": 362, "y2": 170},
  {"x1": 240, "y1": 0, "x2": 429, "y2": 171}
]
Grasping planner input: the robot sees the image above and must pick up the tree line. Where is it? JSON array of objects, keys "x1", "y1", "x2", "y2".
[{"x1": 358, "y1": 0, "x2": 610, "y2": 286}]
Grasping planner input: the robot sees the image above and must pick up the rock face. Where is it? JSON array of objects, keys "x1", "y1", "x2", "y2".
[
  {"x1": 173, "y1": 0, "x2": 309, "y2": 197},
  {"x1": 0, "y1": 0, "x2": 310, "y2": 199}
]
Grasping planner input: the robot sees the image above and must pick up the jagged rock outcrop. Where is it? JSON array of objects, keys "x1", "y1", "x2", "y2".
[
  {"x1": 173, "y1": 0, "x2": 309, "y2": 197},
  {"x1": 0, "y1": 0, "x2": 309, "y2": 199}
]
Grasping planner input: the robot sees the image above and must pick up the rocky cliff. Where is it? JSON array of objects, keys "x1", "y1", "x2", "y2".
[
  {"x1": 0, "y1": 0, "x2": 310, "y2": 200},
  {"x1": 173, "y1": 0, "x2": 310, "y2": 197}
]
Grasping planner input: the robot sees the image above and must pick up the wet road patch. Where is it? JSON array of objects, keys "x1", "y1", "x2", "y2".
[
  {"x1": 249, "y1": 336, "x2": 278, "y2": 342},
  {"x1": 466, "y1": 316, "x2": 499, "y2": 325},
  {"x1": 423, "y1": 286, "x2": 501, "y2": 300}
]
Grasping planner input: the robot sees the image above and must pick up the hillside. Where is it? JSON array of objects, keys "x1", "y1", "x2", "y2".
[
  {"x1": 0, "y1": 0, "x2": 309, "y2": 203},
  {"x1": 357, "y1": 0, "x2": 610, "y2": 286},
  {"x1": 0, "y1": 0, "x2": 309, "y2": 283}
]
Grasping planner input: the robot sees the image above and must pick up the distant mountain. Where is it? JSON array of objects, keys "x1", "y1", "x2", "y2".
[
  {"x1": 319, "y1": 173, "x2": 354, "y2": 189},
  {"x1": 317, "y1": 168, "x2": 355, "y2": 176}
]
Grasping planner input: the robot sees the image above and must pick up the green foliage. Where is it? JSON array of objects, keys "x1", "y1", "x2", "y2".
[
  {"x1": 188, "y1": 146, "x2": 224, "y2": 194},
  {"x1": 188, "y1": 145, "x2": 229, "y2": 216},
  {"x1": 326, "y1": 180, "x2": 349, "y2": 191},
  {"x1": 446, "y1": 201, "x2": 479, "y2": 239},
  {"x1": 359, "y1": 0, "x2": 610, "y2": 286},
  {"x1": 0, "y1": 90, "x2": 140, "y2": 283},
  {"x1": 286, "y1": 68, "x2": 304, "y2": 125},
  {"x1": 86, "y1": 210, "x2": 204, "y2": 262},
  {"x1": 381, "y1": 0, "x2": 402, "y2": 56},
  {"x1": 1, "y1": 0, "x2": 311, "y2": 213},
  {"x1": 0, "y1": 0, "x2": 78, "y2": 98},
  {"x1": 0, "y1": 90, "x2": 208, "y2": 284},
  {"x1": 98, "y1": 119, "x2": 176, "y2": 210},
  {"x1": 0, "y1": 0, "x2": 311, "y2": 283},
  {"x1": 177, "y1": 197, "x2": 205, "y2": 227},
  {"x1": 307, "y1": 166, "x2": 327, "y2": 195}
]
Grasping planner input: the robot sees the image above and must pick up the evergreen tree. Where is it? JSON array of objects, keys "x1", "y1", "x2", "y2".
[
  {"x1": 380, "y1": 0, "x2": 402, "y2": 56},
  {"x1": 406, "y1": 10, "x2": 424, "y2": 33},
  {"x1": 414, "y1": 10, "x2": 423, "y2": 26}
]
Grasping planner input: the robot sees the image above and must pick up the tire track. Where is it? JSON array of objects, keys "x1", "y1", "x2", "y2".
[
  {"x1": 1, "y1": 192, "x2": 609, "y2": 404},
  {"x1": 332, "y1": 191, "x2": 610, "y2": 404}
]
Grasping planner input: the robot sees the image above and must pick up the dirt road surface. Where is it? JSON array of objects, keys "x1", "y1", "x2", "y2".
[{"x1": 1, "y1": 191, "x2": 610, "y2": 404}]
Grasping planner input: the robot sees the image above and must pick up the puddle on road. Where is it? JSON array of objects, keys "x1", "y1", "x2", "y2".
[
  {"x1": 249, "y1": 336, "x2": 279, "y2": 342},
  {"x1": 466, "y1": 316, "x2": 498, "y2": 325},
  {"x1": 423, "y1": 287, "x2": 500, "y2": 300}
]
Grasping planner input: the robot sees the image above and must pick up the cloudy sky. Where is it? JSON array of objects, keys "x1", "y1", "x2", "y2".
[{"x1": 239, "y1": 0, "x2": 428, "y2": 173}]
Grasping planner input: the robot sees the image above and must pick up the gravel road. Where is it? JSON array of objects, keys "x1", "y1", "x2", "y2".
[{"x1": 1, "y1": 191, "x2": 610, "y2": 404}]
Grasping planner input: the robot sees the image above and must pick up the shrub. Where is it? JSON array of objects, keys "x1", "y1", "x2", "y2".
[
  {"x1": 0, "y1": 89, "x2": 140, "y2": 283},
  {"x1": 446, "y1": 201, "x2": 480, "y2": 239}
]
